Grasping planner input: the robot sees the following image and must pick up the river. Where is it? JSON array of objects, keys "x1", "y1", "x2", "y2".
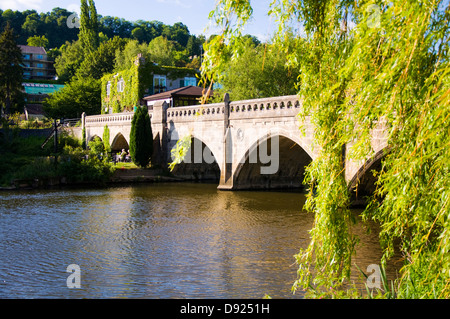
[{"x1": 0, "y1": 183, "x2": 396, "y2": 299}]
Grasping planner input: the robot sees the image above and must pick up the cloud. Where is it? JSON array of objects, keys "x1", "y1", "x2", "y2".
[
  {"x1": 0, "y1": 0, "x2": 43, "y2": 11},
  {"x1": 67, "y1": 3, "x2": 80, "y2": 14}
]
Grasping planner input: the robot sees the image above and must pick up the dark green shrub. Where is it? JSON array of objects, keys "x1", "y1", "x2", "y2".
[{"x1": 129, "y1": 105, "x2": 153, "y2": 168}]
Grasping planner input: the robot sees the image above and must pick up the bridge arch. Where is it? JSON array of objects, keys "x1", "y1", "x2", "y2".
[
  {"x1": 88, "y1": 135, "x2": 102, "y2": 143},
  {"x1": 170, "y1": 135, "x2": 221, "y2": 182},
  {"x1": 232, "y1": 131, "x2": 313, "y2": 190},
  {"x1": 348, "y1": 147, "x2": 389, "y2": 205},
  {"x1": 111, "y1": 132, "x2": 130, "y2": 153}
]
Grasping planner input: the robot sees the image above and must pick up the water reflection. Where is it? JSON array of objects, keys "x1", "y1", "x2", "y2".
[{"x1": 0, "y1": 183, "x2": 396, "y2": 298}]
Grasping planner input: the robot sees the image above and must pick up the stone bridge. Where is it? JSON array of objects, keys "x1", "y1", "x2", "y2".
[{"x1": 82, "y1": 94, "x2": 388, "y2": 194}]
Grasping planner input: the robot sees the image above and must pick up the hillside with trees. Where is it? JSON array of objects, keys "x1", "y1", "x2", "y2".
[{"x1": 0, "y1": 6, "x2": 205, "y2": 74}]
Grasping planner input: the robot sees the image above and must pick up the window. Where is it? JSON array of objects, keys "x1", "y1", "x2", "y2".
[
  {"x1": 106, "y1": 82, "x2": 111, "y2": 97},
  {"x1": 117, "y1": 78, "x2": 125, "y2": 93},
  {"x1": 36, "y1": 54, "x2": 44, "y2": 60},
  {"x1": 23, "y1": 54, "x2": 30, "y2": 60},
  {"x1": 36, "y1": 72, "x2": 44, "y2": 76},
  {"x1": 36, "y1": 63, "x2": 44, "y2": 68},
  {"x1": 154, "y1": 75, "x2": 166, "y2": 94},
  {"x1": 184, "y1": 77, "x2": 197, "y2": 86}
]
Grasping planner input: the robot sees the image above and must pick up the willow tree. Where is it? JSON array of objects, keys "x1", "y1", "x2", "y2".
[{"x1": 202, "y1": 0, "x2": 450, "y2": 298}]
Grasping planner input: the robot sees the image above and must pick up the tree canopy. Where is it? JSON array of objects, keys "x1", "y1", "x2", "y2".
[
  {"x1": 211, "y1": 35, "x2": 301, "y2": 101},
  {"x1": 0, "y1": 23, "x2": 24, "y2": 117},
  {"x1": 42, "y1": 77, "x2": 100, "y2": 119}
]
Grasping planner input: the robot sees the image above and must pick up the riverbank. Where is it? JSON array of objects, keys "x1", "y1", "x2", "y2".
[{"x1": 0, "y1": 167, "x2": 187, "y2": 191}]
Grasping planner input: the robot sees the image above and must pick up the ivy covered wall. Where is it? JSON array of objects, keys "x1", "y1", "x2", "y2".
[{"x1": 101, "y1": 56, "x2": 199, "y2": 114}]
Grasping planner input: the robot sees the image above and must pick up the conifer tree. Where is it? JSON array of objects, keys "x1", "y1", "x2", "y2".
[
  {"x1": 129, "y1": 106, "x2": 153, "y2": 168},
  {"x1": 79, "y1": 0, "x2": 99, "y2": 55},
  {"x1": 0, "y1": 23, "x2": 23, "y2": 117}
]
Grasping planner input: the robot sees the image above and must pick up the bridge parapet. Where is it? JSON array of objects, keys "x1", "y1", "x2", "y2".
[
  {"x1": 85, "y1": 112, "x2": 137, "y2": 126},
  {"x1": 167, "y1": 102, "x2": 225, "y2": 123},
  {"x1": 229, "y1": 95, "x2": 300, "y2": 119}
]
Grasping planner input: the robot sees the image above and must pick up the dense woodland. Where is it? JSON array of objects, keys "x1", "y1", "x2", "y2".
[
  {"x1": 0, "y1": 3, "x2": 300, "y2": 118},
  {"x1": 0, "y1": 7, "x2": 204, "y2": 56}
]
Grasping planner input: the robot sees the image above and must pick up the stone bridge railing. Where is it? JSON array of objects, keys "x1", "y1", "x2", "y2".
[
  {"x1": 165, "y1": 95, "x2": 302, "y2": 123},
  {"x1": 166, "y1": 102, "x2": 224, "y2": 122},
  {"x1": 228, "y1": 95, "x2": 301, "y2": 119},
  {"x1": 85, "y1": 112, "x2": 137, "y2": 125}
]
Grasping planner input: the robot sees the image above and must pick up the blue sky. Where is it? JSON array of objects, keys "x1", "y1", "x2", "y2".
[{"x1": 0, "y1": 0, "x2": 276, "y2": 40}]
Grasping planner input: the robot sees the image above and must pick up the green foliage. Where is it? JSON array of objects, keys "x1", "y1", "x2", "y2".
[
  {"x1": 88, "y1": 137, "x2": 104, "y2": 156},
  {"x1": 27, "y1": 35, "x2": 49, "y2": 48},
  {"x1": 101, "y1": 60, "x2": 142, "y2": 113},
  {"x1": 129, "y1": 105, "x2": 153, "y2": 168},
  {"x1": 79, "y1": 0, "x2": 99, "y2": 55},
  {"x1": 1, "y1": 7, "x2": 204, "y2": 61},
  {"x1": 148, "y1": 36, "x2": 177, "y2": 66},
  {"x1": 168, "y1": 134, "x2": 192, "y2": 172},
  {"x1": 81, "y1": 126, "x2": 86, "y2": 149},
  {"x1": 102, "y1": 52, "x2": 198, "y2": 113},
  {"x1": 54, "y1": 40, "x2": 84, "y2": 83},
  {"x1": 43, "y1": 77, "x2": 101, "y2": 119},
  {"x1": 205, "y1": 0, "x2": 450, "y2": 299},
  {"x1": 103, "y1": 124, "x2": 111, "y2": 154},
  {"x1": 0, "y1": 22, "x2": 24, "y2": 116},
  {"x1": 0, "y1": 129, "x2": 114, "y2": 186},
  {"x1": 212, "y1": 36, "x2": 301, "y2": 101},
  {"x1": 76, "y1": 36, "x2": 127, "y2": 80},
  {"x1": 114, "y1": 39, "x2": 151, "y2": 72}
]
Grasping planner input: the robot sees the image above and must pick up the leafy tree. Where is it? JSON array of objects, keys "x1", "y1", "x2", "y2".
[
  {"x1": 164, "y1": 22, "x2": 190, "y2": 47},
  {"x1": 43, "y1": 77, "x2": 101, "y2": 119},
  {"x1": 54, "y1": 40, "x2": 84, "y2": 82},
  {"x1": 88, "y1": 137, "x2": 104, "y2": 156},
  {"x1": 186, "y1": 34, "x2": 205, "y2": 57},
  {"x1": 0, "y1": 23, "x2": 23, "y2": 117},
  {"x1": 102, "y1": 124, "x2": 111, "y2": 154},
  {"x1": 79, "y1": 0, "x2": 99, "y2": 54},
  {"x1": 213, "y1": 36, "x2": 301, "y2": 101},
  {"x1": 114, "y1": 39, "x2": 151, "y2": 72},
  {"x1": 76, "y1": 36, "x2": 127, "y2": 80},
  {"x1": 129, "y1": 105, "x2": 153, "y2": 168},
  {"x1": 148, "y1": 36, "x2": 176, "y2": 66},
  {"x1": 21, "y1": 12, "x2": 40, "y2": 36},
  {"x1": 27, "y1": 35, "x2": 49, "y2": 48},
  {"x1": 131, "y1": 27, "x2": 145, "y2": 42},
  {"x1": 205, "y1": 0, "x2": 450, "y2": 299}
]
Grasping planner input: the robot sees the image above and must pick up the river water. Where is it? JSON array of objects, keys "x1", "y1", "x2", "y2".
[{"x1": 0, "y1": 183, "x2": 395, "y2": 299}]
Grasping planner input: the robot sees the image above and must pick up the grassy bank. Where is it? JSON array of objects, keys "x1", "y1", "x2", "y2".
[{"x1": 0, "y1": 126, "x2": 115, "y2": 188}]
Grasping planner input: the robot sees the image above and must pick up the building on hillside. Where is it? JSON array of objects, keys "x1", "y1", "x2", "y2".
[
  {"x1": 19, "y1": 45, "x2": 56, "y2": 80},
  {"x1": 143, "y1": 86, "x2": 212, "y2": 109},
  {"x1": 21, "y1": 82, "x2": 65, "y2": 119},
  {"x1": 22, "y1": 82, "x2": 65, "y2": 103},
  {"x1": 101, "y1": 55, "x2": 201, "y2": 114}
]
